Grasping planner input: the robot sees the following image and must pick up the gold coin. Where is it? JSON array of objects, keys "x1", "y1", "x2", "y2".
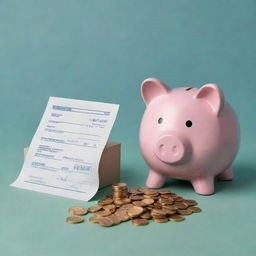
[
  {"x1": 66, "y1": 216, "x2": 84, "y2": 224},
  {"x1": 169, "y1": 215, "x2": 185, "y2": 222},
  {"x1": 189, "y1": 206, "x2": 201, "y2": 213},
  {"x1": 132, "y1": 218, "x2": 149, "y2": 226},
  {"x1": 98, "y1": 198, "x2": 113, "y2": 206},
  {"x1": 112, "y1": 189, "x2": 128, "y2": 194},
  {"x1": 162, "y1": 205, "x2": 176, "y2": 211},
  {"x1": 151, "y1": 214, "x2": 166, "y2": 219},
  {"x1": 113, "y1": 194, "x2": 129, "y2": 199},
  {"x1": 112, "y1": 188, "x2": 128, "y2": 193},
  {"x1": 127, "y1": 206, "x2": 144, "y2": 218},
  {"x1": 103, "y1": 204, "x2": 116, "y2": 212},
  {"x1": 163, "y1": 209, "x2": 176, "y2": 215},
  {"x1": 184, "y1": 199, "x2": 198, "y2": 206},
  {"x1": 159, "y1": 198, "x2": 174, "y2": 205},
  {"x1": 114, "y1": 199, "x2": 131, "y2": 206},
  {"x1": 112, "y1": 186, "x2": 127, "y2": 193},
  {"x1": 177, "y1": 209, "x2": 192, "y2": 215},
  {"x1": 130, "y1": 195, "x2": 144, "y2": 201},
  {"x1": 153, "y1": 217, "x2": 169, "y2": 223},
  {"x1": 138, "y1": 188, "x2": 150, "y2": 193},
  {"x1": 119, "y1": 203, "x2": 134, "y2": 210},
  {"x1": 89, "y1": 216, "x2": 101, "y2": 224},
  {"x1": 158, "y1": 189, "x2": 172, "y2": 194},
  {"x1": 117, "y1": 198, "x2": 131, "y2": 203},
  {"x1": 141, "y1": 198, "x2": 154, "y2": 205},
  {"x1": 151, "y1": 214, "x2": 165, "y2": 219},
  {"x1": 115, "y1": 207, "x2": 126, "y2": 213},
  {"x1": 140, "y1": 211, "x2": 152, "y2": 219},
  {"x1": 173, "y1": 196, "x2": 184, "y2": 202},
  {"x1": 153, "y1": 202, "x2": 163, "y2": 209},
  {"x1": 114, "y1": 210, "x2": 130, "y2": 221},
  {"x1": 73, "y1": 209, "x2": 88, "y2": 216},
  {"x1": 151, "y1": 208, "x2": 167, "y2": 216},
  {"x1": 88, "y1": 205, "x2": 102, "y2": 213},
  {"x1": 144, "y1": 190, "x2": 159, "y2": 196},
  {"x1": 129, "y1": 188, "x2": 144, "y2": 194},
  {"x1": 160, "y1": 194, "x2": 174, "y2": 198},
  {"x1": 106, "y1": 215, "x2": 121, "y2": 225},
  {"x1": 112, "y1": 182, "x2": 127, "y2": 188},
  {"x1": 94, "y1": 210, "x2": 112, "y2": 217},
  {"x1": 113, "y1": 195, "x2": 129, "y2": 200},
  {"x1": 143, "y1": 195, "x2": 158, "y2": 200},
  {"x1": 112, "y1": 188, "x2": 128, "y2": 192},
  {"x1": 146, "y1": 205, "x2": 154, "y2": 210},
  {"x1": 132, "y1": 201, "x2": 146, "y2": 207},
  {"x1": 174, "y1": 202, "x2": 188, "y2": 210},
  {"x1": 68, "y1": 206, "x2": 86, "y2": 214},
  {"x1": 97, "y1": 217, "x2": 113, "y2": 227}
]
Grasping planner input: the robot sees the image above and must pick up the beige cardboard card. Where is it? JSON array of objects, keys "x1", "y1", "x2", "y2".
[{"x1": 24, "y1": 141, "x2": 120, "y2": 189}]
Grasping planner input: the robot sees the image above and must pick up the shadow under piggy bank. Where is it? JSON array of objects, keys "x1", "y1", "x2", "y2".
[
  {"x1": 165, "y1": 163, "x2": 256, "y2": 195},
  {"x1": 92, "y1": 163, "x2": 255, "y2": 200},
  {"x1": 215, "y1": 163, "x2": 256, "y2": 194}
]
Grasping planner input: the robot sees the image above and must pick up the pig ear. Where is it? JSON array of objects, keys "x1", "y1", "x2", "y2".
[
  {"x1": 141, "y1": 78, "x2": 169, "y2": 105},
  {"x1": 194, "y1": 83, "x2": 225, "y2": 116}
]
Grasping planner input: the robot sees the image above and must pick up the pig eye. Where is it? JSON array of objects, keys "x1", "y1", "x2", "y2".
[
  {"x1": 158, "y1": 117, "x2": 163, "y2": 124},
  {"x1": 185, "y1": 120, "x2": 192, "y2": 127}
]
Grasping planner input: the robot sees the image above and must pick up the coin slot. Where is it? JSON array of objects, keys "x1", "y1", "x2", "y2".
[{"x1": 186, "y1": 87, "x2": 192, "y2": 91}]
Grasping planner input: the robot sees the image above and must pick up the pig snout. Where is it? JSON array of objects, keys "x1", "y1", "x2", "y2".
[{"x1": 153, "y1": 135, "x2": 187, "y2": 164}]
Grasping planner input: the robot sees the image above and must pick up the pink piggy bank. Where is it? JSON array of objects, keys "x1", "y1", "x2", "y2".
[{"x1": 139, "y1": 78, "x2": 240, "y2": 195}]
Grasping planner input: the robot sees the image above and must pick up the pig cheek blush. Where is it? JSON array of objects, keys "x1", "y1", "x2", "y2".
[{"x1": 140, "y1": 77, "x2": 240, "y2": 195}]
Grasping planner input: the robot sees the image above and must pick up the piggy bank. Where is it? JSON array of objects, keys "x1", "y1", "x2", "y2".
[{"x1": 139, "y1": 78, "x2": 240, "y2": 195}]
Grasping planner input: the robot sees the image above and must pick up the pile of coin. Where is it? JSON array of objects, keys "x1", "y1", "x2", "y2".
[
  {"x1": 112, "y1": 182, "x2": 128, "y2": 199},
  {"x1": 66, "y1": 183, "x2": 201, "y2": 227}
]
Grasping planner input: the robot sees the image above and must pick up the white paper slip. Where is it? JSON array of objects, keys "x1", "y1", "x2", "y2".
[{"x1": 11, "y1": 97, "x2": 119, "y2": 201}]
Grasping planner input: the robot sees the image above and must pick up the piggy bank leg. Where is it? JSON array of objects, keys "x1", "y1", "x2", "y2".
[
  {"x1": 146, "y1": 169, "x2": 166, "y2": 188},
  {"x1": 191, "y1": 176, "x2": 214, "y2": 195},
  {"x1": 217, "y1": 167, "x2": 234, "y2": 181}
]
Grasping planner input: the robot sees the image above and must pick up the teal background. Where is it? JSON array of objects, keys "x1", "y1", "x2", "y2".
[{"x1": 0, "y1": 1, "x2": 255, "y2": 255}]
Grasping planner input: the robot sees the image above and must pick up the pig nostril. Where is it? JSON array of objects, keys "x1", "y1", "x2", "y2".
[
  {"x1": 159, "y1": 144, "x2": 165, "y2": 154},
  {"x1": 172, "y1": 145, "x2": 177, "y2": 153},
  {"x1": 172, "y1": 145, "x2": 179, "y2": 156}
]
